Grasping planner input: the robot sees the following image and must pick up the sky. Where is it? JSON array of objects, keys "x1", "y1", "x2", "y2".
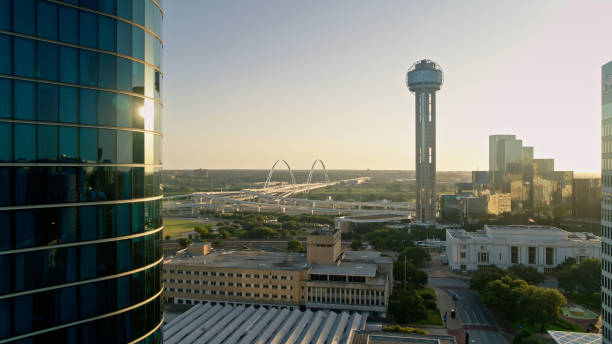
[{"x1": 162, "y1": 1, "x2": 612, "y2": 172}]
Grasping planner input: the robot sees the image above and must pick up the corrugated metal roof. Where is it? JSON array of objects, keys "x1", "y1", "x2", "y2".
[{"x1": 163, "y1": 303, "x2": 367, "y2": 344}]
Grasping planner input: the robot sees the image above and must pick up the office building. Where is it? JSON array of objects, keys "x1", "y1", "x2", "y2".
[
  {"x1": 446, "y1": 225, "x2": 600, "y2": 272},
  {"x1": 0, "y1": 1, "x2": 164, "y2": 342},
  {"x1": 572, "y1": 178, "x2": 601, "y2": 219},
  {"x1": 163, "y1": 230, "x2": 393, "y2": 317},
  {"x1": 601, "y1": 60, "x2": 612, "y2": 343},
  {"x1": 406, "y1": 59, "x2": 443, "y2": 223}
]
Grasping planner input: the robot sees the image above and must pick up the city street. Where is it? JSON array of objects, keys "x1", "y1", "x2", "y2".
[{"x1": 427, "y1": 252, "x2": 510, "y2": 344}]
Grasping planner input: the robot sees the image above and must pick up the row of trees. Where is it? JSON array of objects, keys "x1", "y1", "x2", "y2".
[
  {"x1": 482, "y1": 275, "x2": 566, "y2": 328},
  {"x1": 556, "y1": 257, "x2": 600, "y2": 294},
  {"x1": 470, "y1": 265, "x2": 544, "y2": 291}
]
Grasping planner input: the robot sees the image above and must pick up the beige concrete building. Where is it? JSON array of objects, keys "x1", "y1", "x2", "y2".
[{"x1": 163, "y1": 230, "x2": 393, "y2": 316}]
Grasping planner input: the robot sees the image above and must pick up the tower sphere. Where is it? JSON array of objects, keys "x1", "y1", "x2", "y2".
[{"x1": 406, "y1": 59, "x2": 443, "y2": 92}]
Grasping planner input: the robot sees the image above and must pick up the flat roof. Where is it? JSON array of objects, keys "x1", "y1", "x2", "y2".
[
  {"x1": 310, "y1": 262, "x2": 377, "y2": 277},
  {"x1": 164, "y1": 250, "x2": 309, "y2": 271},
  {"x1": 547, "y1": 330, "x2": 601, "y2": 344},
  {"x1": 163, "y1": 303, "x2": 367, "y2": 344},
  {"x1": 339, "y1": 214, "x2": 410, "y2": 221}
]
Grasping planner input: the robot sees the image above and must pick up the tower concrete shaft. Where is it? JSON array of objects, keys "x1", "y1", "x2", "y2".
[
  {"x1": 415, "y1": 90, "x2": 437, "y2": 222},
  {"x1": 406, "y1": 59, "x2": 443, "y2": 223}
]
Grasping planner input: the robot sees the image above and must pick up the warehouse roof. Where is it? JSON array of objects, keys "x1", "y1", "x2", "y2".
[{"x1": 162, "y1": 303, "x2": 367, "y2": 344}]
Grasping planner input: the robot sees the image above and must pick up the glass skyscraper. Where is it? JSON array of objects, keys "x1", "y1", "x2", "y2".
[
  {"x1": 0, "y1": 0, "x2": 163, "y2": 343},
  {"x1": 603, "y1": 61, "x2": 612, "y2": 343}
]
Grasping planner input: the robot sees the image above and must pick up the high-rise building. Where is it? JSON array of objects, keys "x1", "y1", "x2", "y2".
[
  {"x1": 0, "y1": 1, "x2": 163, "y2": 342},
  {"x1": 601, "y1": 61, "x2": 612, "y2": 343},
  {"x1": 406, "y1": 59, "x2": 443, "y2": 223}
]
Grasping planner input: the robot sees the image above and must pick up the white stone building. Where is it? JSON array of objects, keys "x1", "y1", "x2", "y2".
[{"x1": 446, "y1": 225, "x2": 601, "y2": 272}]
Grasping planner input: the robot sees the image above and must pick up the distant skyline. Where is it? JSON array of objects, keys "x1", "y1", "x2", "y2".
[{"x1": 163, "y1": 0, "x2": 612, "y2": 172}]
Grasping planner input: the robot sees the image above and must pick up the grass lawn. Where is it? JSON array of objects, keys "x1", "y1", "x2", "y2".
[
  {"x1": 514, "y1": 318, "x2": 584, "y2": 333},
  {"x1": 413, "y1": 309, "x2": 444, "y2": 326},
  {"x1": 164, "y1": 218, "x2": 217, "y2": 238},
  {"x1": 567, "y1": 293, "x2": 601, "y2": 311}
]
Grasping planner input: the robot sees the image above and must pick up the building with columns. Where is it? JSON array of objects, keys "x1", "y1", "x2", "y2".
[
  {"x1": 162, "y1": 229, "x2": 393, "y2": 317},
  {"x1": 446, "y1": 225, "x2": 600, "y2": 272}
]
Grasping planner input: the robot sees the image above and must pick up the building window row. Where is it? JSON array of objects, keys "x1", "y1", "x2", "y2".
[
  {"x1": 0, "y1": 165, "x2": 162, "y2": 207},
  {"x1": 166, "y1": 288, "x2": 294, "y2": 301},
  {"x1": 307, "y1": 287, "x2": 384, "y2": 307},
  {"x1": 0, "y1": 264, "x2": 162, "y2": 341},
  {"x1": 0, "y1": 231, "x2": 162, "y2": 296},
  {"x1": 2, "y1": 0, "x2": 162, "y2": 65},
  {"x1": 0, "y1": 79, "x2": 162, "y2": 133},
  {"x1": 162, "y1": 269, "x2": 293, "y2": 281},
  {"x1": 163, "y1": 278, "x2": 294, "y2": 291},
  {"x1": 0, "y1": 123, "x2": 161, "y2": 165},
  {"x1": 0, "y1": 200, "x2": 161, "y2": 251}
]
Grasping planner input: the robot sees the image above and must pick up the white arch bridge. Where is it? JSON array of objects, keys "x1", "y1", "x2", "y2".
[{"x1": 162, "y1": 160, "x2": 415, "y2": 216}]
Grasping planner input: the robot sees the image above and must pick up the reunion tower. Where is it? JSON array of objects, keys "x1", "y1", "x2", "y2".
[{"x1": 406, "y1": 59, "x2": 443, "y2": 223}]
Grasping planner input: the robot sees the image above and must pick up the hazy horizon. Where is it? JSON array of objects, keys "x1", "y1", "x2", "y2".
[{"x1": 163, "y1": 1, "x2": 611, "y2": 172}]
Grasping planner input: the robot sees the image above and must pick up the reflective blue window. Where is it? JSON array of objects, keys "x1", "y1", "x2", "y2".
[
  {"x1": 79, "y1": 11, "x2": 98, "y2": 48},
  {"x1": 79, "y1": 128, "x2": 97, "y2": 163},
  {"x1": 15, "y1": 210, "x2": 35, "y2": 248},
  {"x1": 60, "y1": 207, "x2": 78, "y2": 243},
  {"x1": 59, "y1": 167, "x2": 78, "y2": 202},
  {"x1": 117, "y1": 58, "x2": 133, "y2": 93},
  {"x1": 98, "y1": 129, "x2": 116, "y2": 163},
  {"x1": 14, "y1": 81, "x2": 35, "y2": 120},
  {"x1": 133, "y1": 131, "x2": 144, "y2": 163},
  {"x1": 79, "y1": 0, "x2": 98, "y2": 11},
  {"x1": 79, "y1": 50, "x2": 98, "y2": 87},
  {"x1": 59, "y1": 86, "x2": 78, "y2": 123},
  {"x1": 37, "y1": 83, "x2": 58, "y2": 122},
  {"x1": 132, "y1": 167, "x2": 144, "y2": 198},
  {"x1": 79, "y1": 206, "x2": 97, "y2": 240},
  {"x1": 0, "y1": 79, "x2": 10, "y2": 118},
  {"x1": 80, "y1": 246, "x2": 97, "y2": 280},
  {"x1": 132, "y1": 0, "x2": 145, "y2": 26},
  {"x1": 117, "y1": 131, "x2": 133, "y2": 163},
  {"x1": 133, "y1": 28, "x2": 145, "y2": 60},
  {"x1": 13, "y1": 0, "x2": 35, "y2": 35},
  {"x1": 59, "y1": 287, "x2": 78, "y2": 324},
  {"x1": 37, "y1": 125, "x2": 58, "y2": 162},
  {"x1": 99, "y1": 0, "x2": 117, "y2": 15},
  {"x1": 59, "y1": 6, "x2": 78, "y2": 44},
  {"x1": 14, "y1": 124, "x2": 36, "y2": 162},
  {"x1": 0, "y1": 300, "x2": 8, "y2": 338},
  {"x1": 0, "y1": 211, "x2": 11, "y2": 250},
  {"x1": 116, "y1": 94, "x2": 132, "y2": 127},
  {"x1": 59, "y1": 126, "x2": 79, "y2": 162},
  {"x1": 13, "y1": 38, "x2": 35, "y2": 78},
  {"x1": 0, "y1": 168, "x2": 10, "y2": 206},
  {"x1": 97, "y1": 204, "x2": 116, "y2": 238},
  {"x1": 59, "y1": 47, "x2": 79, "y2": 84},
  {"x1": 0, "y1": 0, "x2": 10, "y2": 30},
  {"x1": 14, "y1": 295, "x2": 33, "y2": 335},
  {"x1": 80, "y1": 166, "x2": 96, "y2": 202},
  {"x1": 99, "y1": 54, "x2": 117, "y2": 89},
  {"x1": 98, "y1": 16, "x2": 116, "y2": 51},
  {"x1": 37, "y1": 42, "x2": 58, "y2": 81},
  {"x1": 80, "y1": 283, "x2": 98, "y2": 318},
  {"x1": 98, "y1": 92, "x2": 116, "y2": 126},
  {"x1": 117, "y1": 204, "x2": 131, "y2": 236},
  {"x1": 117, "y1": 276, "x2": 131, "y2": 309},
  {"x1": 0, "y1": 123, "x2": 10, "y2": 162},
  {"x1": 117, "y1": 21, "x2": 132, "y2": 56},
  {"x1": 0, "y1": 35, "x2": 10, "y2": 74},
  {"x1": 37, "y1": 1, "x2": 58, "y2": 40},
  {"x1": 132, "y1": 202, "x2": 143, "y2": 233},
  {"x1": 117, "y1": 0, "x2": 132, "y2": 20},
  {"x1": 79, "y1": 88, "x2": 97, "y2": 124},
  {"x1": 117, "y1": 167, "x2": 131, "y2": 200}
]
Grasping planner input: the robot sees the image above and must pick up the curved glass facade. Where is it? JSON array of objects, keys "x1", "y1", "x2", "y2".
[{"x1": 0, "y1": 0, "x2": 163, "y2": 343}]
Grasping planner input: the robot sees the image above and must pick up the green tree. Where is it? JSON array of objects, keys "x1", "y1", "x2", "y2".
[
  {"x1": 388, "y1": 289, "x2": 427, "y2": 323},
  {"x1": 287, "y1": 240, "x2": 304, "y2": 252},
  {"x1": 164, "y1": 235, "x2": 170, "y2": 241},
  {"x1": 398, "y1": 247, "x2": 431, "y2": 268},
  {"x1": 556, "y1": 258, "x2": 601, "y2": 293},
  {"x1": 177, "y1": 237, "x2": 192, "y2": 248},
  {"x1": 507, "y1": 264, "x2": 544, "y2": 285},
  {"x1": 351, "y1": 240, "x2": 362, "y2": 251},
  {"x1": 470, "y1": 266, "x2": 506, "y2": 291},
  {"x1": 521, "y1": 285, "x2": 567, "y2": 332},
  {"x1": 394, "y1": 262, "x2": 428, "y2": 288}
]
